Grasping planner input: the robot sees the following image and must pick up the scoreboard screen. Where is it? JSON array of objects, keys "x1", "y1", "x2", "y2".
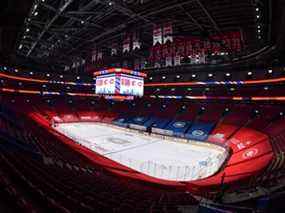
[
  {"x1": 95, "y1": 73, "x2": 144, "y2": 97},
  {"x1": 120, "y1": 74, "x2": 144, "y2": 97},
  {"x1": 95, "y1": 74, "x2": 116, "y2": 95}
]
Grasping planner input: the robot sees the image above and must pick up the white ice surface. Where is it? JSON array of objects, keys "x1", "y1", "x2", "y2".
[{"x1": 54, "y1": 122, "x2": 227, "y2": 181}]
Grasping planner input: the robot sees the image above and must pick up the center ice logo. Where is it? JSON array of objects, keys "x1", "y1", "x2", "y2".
[
  {"x1": 173, "y1": 122, "x2": 186, "y2": 128},
  {"x1": 192, "y1": 130, "x2": 204, "y2": 137},
  {"x1": 107, "y1": 137, "x2": 131, "y2": 145}
]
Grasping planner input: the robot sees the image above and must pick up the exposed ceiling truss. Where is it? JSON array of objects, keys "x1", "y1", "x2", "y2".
[{"x1": 16, "y1": 0, "x2": 270, "y2": 67}]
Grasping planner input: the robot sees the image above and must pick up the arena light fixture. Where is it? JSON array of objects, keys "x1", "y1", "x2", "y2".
[
  {"x1": 208, "y1": 73, "x2": 213, "y2": 77},
  {"x1": 34, "y1": 11, "x2": 38, "y2": 16},
  {"x1": 162, "y1": 76, "x2": 166, "y2": 79},
  {"x1": 176, "y1": 75, "x2": 181, "y2": 79},
  {"x1": 46, "y1": 73, "x2": 50, "y2": 77},
  {"x1": 268, "y1": 69, "x2": 273, "y2": 74},
  {"x1": 191, "y1": 74, "x2": 196, "y2": 78},
  {"x1": 149, "y1": 77, "x2": 153, "y2": 80},
  {"x1": 29, "y1": 72, "x2": 33, "y2": 75},
  {"x1": 77, "y1": 76, "x2": 80, "y2": 80},
  {"x1": 248, "y1": 71, "x2": 252, "y2": 75},
  {"x1": 226, "y1": 73, "x2": 231, "y2": 77},
  {"x1": 26, "y1": 28, "x2": 30, "y2": 32},
  {"x1": 264, "y1": 86, "x2": 269, "y2": 90}
]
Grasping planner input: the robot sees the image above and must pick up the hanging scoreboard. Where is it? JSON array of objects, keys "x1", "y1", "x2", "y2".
[{"x1": 94, "y1": 68, "x2": 146, "y2": 98}]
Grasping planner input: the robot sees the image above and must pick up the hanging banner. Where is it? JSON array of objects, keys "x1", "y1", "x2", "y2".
[
  {"x1": 97, "y1": 51, "x2": 103, "y2": 61},
  {"x1": 133, "y1": 31, "x2": 141, "y2": 50},
  {"x1": 91, "y1": 49, "x2": 97, "y2": 63},
  {"x1": 153, "y1": 24, "x2": 162, "y2": 46},
  {"x1": 111, "y1": 43, "x2": 118, "y2": 56},
  {"x1": 174, "y1": 54, "x2": 181, "y2": 66},
  {"x1": 123, "y1": 33, "x2": 131, "y2": 53},
  {"x1": 134, "y1": 58, "x2": 140, "y2": 70},
  {"x1": 163, "y1": 22, "x2": 173, "y2": 44}
]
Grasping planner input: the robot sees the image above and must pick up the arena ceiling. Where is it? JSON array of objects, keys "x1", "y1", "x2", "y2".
[{"x1": 1, "y1": 0, "x2": 285, "y2": 68}]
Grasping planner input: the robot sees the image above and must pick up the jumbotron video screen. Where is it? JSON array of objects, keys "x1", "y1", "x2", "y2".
[{"x1": 95, "y1": 73, "x2": 144, "y2": 97}]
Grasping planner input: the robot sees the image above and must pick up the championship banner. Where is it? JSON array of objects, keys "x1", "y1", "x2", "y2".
[
  {"x1": 111, "y1": 43, "x2": 118, "y2": 56},
  {"x1": 97, "y1": 51, "x2": 103, "y2": 61},
  {"x1": 91, "y1": 49, "x2": 97, "y2": 63},
  {"x1": 134, "y1": 58, "x2": 140, "y2": 70},
  {"x1": 123, "y1": 33, "x2": 131, "y2": 53},
  {"x1": 133, "y1": 31, "x2": 141, "y2": 50},
  {"x1": 174, "y1": 54, "x2": 181, "y2": 66},
  {"x1": 153, "y1": 24, "x2": 162, "y2": 46},
  {"x1": 163, "y1": 22, "x2": 173, "y2": 44},
  {"x1": 175, "y1": 38, "x2": 186, "y2": 57}
]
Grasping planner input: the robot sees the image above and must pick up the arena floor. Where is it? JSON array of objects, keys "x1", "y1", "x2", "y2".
[{"x1": 54, "y1": 122, "x2": 228, "y2": 181}]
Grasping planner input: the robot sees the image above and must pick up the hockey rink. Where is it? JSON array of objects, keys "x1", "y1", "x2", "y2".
[{"x1": 54, "y1": 122, "x2": 228, "y2": 181}]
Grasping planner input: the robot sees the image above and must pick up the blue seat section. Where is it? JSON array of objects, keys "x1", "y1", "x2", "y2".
[
  {"x1": 185, "y1": 122, "x2": 215, "y2": 141},
  {"x1": 151, "y1": 118, "x2": 172, "y2": 129},
  {"x1": 164, "y1": 120, "x2": 192, "y2": 137}
]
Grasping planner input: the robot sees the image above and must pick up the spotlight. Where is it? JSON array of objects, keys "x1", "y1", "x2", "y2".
[
  {"x1": 225, "y1": 73, "x2": 231, "y2": 77},
  {"x1": 208, "y1": 73, "x2": 213, "y2": 77},
  {"x1": 248, "y1": 71, "x2": 252, "y2": 76},
  {"x1": 268, "y1": 69, "x2": 273, "y2": 74},
  {"x1": 191, "y1": 74, "x2": 196, "y2": 78}
]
